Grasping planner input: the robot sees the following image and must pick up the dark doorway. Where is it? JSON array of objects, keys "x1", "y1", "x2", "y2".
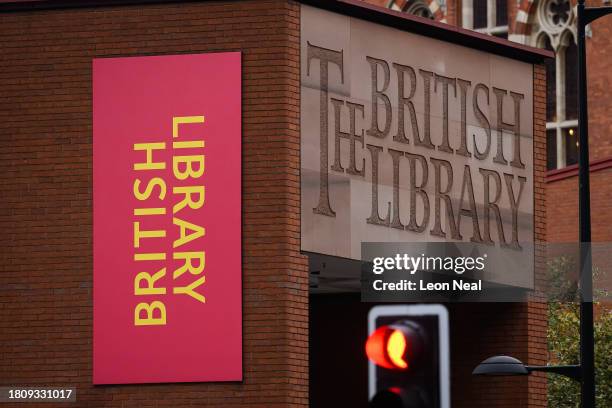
[{"x1": 309, "y1": 293, "x2": 370, "y2": 408}]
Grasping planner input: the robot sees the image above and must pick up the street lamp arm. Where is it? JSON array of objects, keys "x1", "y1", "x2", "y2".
[
  {"x1": 526, "y1": 365, "x2": 581, "y2": 381},
  {"x1": 584, "y1": 6, "x2": 612, "y2": 25}
]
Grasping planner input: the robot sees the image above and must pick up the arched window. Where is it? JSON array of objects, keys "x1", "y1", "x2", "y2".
[
  {"x1": 531, "y1": 0, "x2": 578, "y2": 169},
  {"x1": 388, "y1": 0, "x2": 448, "y2": 22},
  {"x1": 406, "y1": 0, "x2": 435, "y2": 19},
  {"x1": 462, "y1": 0, "x2": 509, "y2": 38}
]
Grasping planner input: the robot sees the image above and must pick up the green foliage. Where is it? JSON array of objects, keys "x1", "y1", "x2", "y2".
[
  {"x1": 546, "y1": 257, "x2": 579, "y2": 302},
  {"x1": 547, "y1": 258, "x2": 612, "y2": 408}
]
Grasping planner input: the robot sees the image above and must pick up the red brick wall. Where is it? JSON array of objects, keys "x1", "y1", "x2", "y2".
[
  {"x1": 0, "y1": 1, "x2": 308, "y2": 407},
  {"x1": 547, "y1": 176, "x2": 578, "y2": 242},
  {"x1": 507, "y1": 0, "x2": 518, "y2": 35},
  {"x1": 546, "y1": 143, "x2": 612, "y2": 241},
  {"x1": 528, "y1": 62, "x2": 548, "y2": 408},
  {"x1": 445, "y1": 0, "x2": 458, "y2": 25}
]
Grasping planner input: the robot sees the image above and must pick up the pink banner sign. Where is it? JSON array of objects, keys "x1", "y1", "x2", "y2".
[{"x1": 93, "y1": 53, "x2": 242, "y2": 384}]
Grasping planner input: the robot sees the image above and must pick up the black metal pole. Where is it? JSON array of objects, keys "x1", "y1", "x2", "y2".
[{"x1": 577, "y1": 1, "x2": 596, "y2": 407}]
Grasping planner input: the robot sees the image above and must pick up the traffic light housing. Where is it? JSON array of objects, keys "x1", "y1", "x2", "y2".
[{"x1": 366, "y1": 305, "x2": 449, "y2": 408}]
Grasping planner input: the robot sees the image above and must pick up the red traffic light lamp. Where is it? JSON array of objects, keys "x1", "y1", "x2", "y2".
[{"x1": 365, "y1": 321, "x2": 425, "y2": 371}]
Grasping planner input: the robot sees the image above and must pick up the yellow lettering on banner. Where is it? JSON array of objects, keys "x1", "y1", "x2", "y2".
[
  {"x1": 134, "y1": 252, "x2": 166, "y2": 261},
  {"x1": 173, "y1": 276, "x2": 206, "y2": 303},
  {"x1": 129, "y1": 116, "x2": 210, "y2": 320},
  {"x1": 134, "y1": 222, "x2": 166, "y2": 248},
  {"x1": 134, "y1": 207, "x2": 166, "y2": 216},
  {"x1": 134, "y1": 301, "x2": 167, "y2": 325},
  {"x1": 134, "y1": 268, "x2": 167, "y2": 295},
  {"x1": 173, "y1": 116, "x2": 205, "y2": 138},
  {"x1": 173, "y1": 252, "x2": 205, "y2": 279},
  {"x1": 173, "y1": 140, "x2": 205, "y2": 149},
  {"x1": 173, "y1": 155, "x2": 204, "y2": 180},
  {"x1": 133, "y1": 143, "x2": 166, "y2": 170},
  {"x1": 173, "y1": 186, "x2": 205, "y2": 214},
  {"x1": 133, "y1": 177, "x2": 166, "y2": 201},
  {"x1": 173, "y1": 217, "x2": 205, "y2": 248}
]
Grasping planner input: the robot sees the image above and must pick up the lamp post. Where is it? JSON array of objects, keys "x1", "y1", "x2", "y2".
[
  {"x1": 473, "y1": 2, "x2": 612, "y2": 407},
  {"x1": 577, "y1": 1, "x2": 612, "y2": 407}
]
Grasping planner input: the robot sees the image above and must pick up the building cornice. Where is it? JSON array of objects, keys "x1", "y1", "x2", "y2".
[
  {"x1": 547, "y1": 156, "x2": 612, "y2": 183},
  {"x1": 0, "y1": 0, "x2": 555, "y2": 64}
]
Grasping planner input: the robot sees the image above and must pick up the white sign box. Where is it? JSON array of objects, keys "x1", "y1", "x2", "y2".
[{"x1": 300, "y1": 5, "x2": 535, "y2": 288}]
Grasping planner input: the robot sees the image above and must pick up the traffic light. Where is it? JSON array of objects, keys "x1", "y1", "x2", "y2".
[{"x1": 366, "y1": 305, "x2": 449, "y2": 408}]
